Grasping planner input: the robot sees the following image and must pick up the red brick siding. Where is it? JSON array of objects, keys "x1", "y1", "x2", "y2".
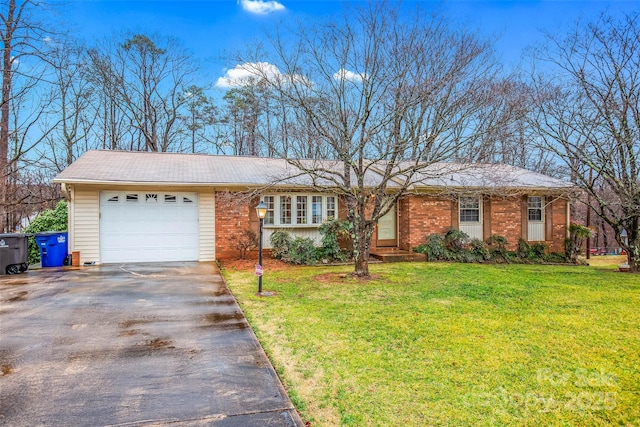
[
  {"x1": 213, "y1": 191, "x2": 568, "y2": 259},
  {"x1": 488, "y1": 198, "x2": 523, "y2": 250},
  {"x1": 398, "y1": 195, "x2": 454, "y2": 250},
  {"x1": 397, "y1": 194, "x2": 568, "y2": 253},
  {"x1": 549, "y1": 198, "x2": 568, "y2": 253},
  {"x1": 215, "y1": 192, "x2": 259, "y2": 260}
]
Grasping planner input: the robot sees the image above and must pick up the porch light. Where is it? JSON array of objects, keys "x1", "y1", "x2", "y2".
[
  {"x1": 255, "y1": 201, "x2": 268, "y2": 294},
  {"x1": 256, "y1": 201, "x2": 268, "y2": 220}
]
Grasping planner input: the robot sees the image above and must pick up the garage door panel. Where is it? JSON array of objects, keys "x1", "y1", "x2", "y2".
[{"x1": 100, "y1": 192, "x2": 199, "y2": 263}]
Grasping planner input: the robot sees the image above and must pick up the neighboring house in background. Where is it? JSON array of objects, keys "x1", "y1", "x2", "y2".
[{"x1": 53, "y1": 150, "x2": 574, "y2": 265}]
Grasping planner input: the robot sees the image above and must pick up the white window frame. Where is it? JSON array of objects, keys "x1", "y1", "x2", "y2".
[
  {"x1": 527, "y1": 196, "x2": 546, "y2": 241},
  {"x1": 261, "y1": 194, "x2": 337, "y2": 227},
  {"x1": 459, "y1": 195, "x2": 483, "y2": 240},
  {"x1": 459, "y1": 196, "x2": 482, "y2": 224},
  {"x1": 263, "y1": 195, "x2": 275, "y2": 226},
  {"x1": 528, "y1": 196, "x2": 544, "y2": 223}
]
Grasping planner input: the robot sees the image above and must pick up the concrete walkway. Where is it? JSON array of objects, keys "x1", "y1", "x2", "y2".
[{"x1": 0, "y1": 262, "x2": 303, "y2": 426}]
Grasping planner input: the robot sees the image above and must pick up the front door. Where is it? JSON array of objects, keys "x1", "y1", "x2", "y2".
[{"x1": 376, "y1": 204, "x2": 397, "y2": 247}]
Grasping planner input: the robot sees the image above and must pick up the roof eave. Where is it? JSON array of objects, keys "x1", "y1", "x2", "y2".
[{"x1": 410, "y1": 184, "x2": 576, "y2": 193}]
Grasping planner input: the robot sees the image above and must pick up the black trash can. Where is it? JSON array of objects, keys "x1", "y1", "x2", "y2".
[
  {"x1": 0, "y1": 233, "x2": 30, "y2": 275},
  {"x1": 34, "y1": 232, "x2": 69, "y2": 268}
]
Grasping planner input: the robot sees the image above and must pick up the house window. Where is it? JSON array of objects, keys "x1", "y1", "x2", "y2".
[
  {"x1": 126, "y1": 194, "x2": 139, "y2": 202},
  {"x1": 164, "y1": 194, "x2": 177, "y2": 203},
  {"x1": 327, "y1": 196, "x2": 336, "y2": 220},
  {"x1": 107, "y1": 195, "x2": 119, "y2": 202},
  {"x1": 280, "y1": 196, "x2": 292, "y2": 225},
  {"x1": 146, "y1": 193, "x2": 158, "y2": 203},
  {"x1": 527, "y1": 196, "x2": 546, "y2": 241},
  {"x1": 528, "y1": 196, "x2": 543, "y2": 222},
  {"x1": 296, "y1": 196, "x2": 307, "y2": 224},
  {"x1": 263, "y1": 196, "x2": 275, "y2": 225},
  {"x1": 263, "y1": 193, "x2": 337, "y2": 227},
  {"x1": 312, "y1": 196, "x2": 323, "y2": 224},
  {"x1": 459, "y1": 197, "x2": 480, "y2": 223},
  {"x1": 183, "y1": 197, "x2": 194, "y2": 203}
]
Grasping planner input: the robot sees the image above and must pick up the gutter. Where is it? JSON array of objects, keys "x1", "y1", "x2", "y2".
[{"x1": 52, "y1": 179, "x2": 577, "y2": 195}]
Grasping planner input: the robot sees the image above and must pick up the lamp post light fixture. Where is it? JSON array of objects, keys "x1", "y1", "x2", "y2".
[{"x1": 255, "y1": 201, "x2": 268, "y2": 294}]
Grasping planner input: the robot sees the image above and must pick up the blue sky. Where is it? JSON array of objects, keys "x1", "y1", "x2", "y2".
[{"x1": 65, "y1": 0, "x2": 636, "y2": 90}]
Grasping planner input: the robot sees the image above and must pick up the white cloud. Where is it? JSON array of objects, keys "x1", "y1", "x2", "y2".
[
  {"x1": 238, "y1": 0, "x2": 285, "y2": 15},
  {"x1": 333, "y1": 68, "x2": 366, "y2": 83},
  {"x1": 215, "y1": 62, "x2": 282, "y2": 88}
]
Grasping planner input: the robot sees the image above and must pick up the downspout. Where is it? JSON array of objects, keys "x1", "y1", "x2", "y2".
[
  {"x1": 60, "y1": 183, "x2": 71, "y2": 201},
  {"x1": 566, "y1": 199, "x2": 571, "y2": 239},
  {"x1": 62, "y1": 183, "x2": 74, "y2": 264}
]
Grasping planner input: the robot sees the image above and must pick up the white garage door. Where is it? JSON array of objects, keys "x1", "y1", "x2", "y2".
[{"x1": 100, "y1": 191, "x2": 199, "y2": 263}]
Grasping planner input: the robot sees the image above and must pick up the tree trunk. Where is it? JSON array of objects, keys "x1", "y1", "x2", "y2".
[
  {"x1": 349, "y1": 198, "x2": 375, "y2": 278},
  {"x1": 0, "y1": 0, "x2": 15, "y2": 232},
  {"x1": 352, "y1": 231, "x2": 371, "y2": 277},
  {"x1": 601, "y1": 220, "x2": 608, "y2": 251},
  {"x1": 625, "y1": 220, "x2": 639, "y2": 272}
]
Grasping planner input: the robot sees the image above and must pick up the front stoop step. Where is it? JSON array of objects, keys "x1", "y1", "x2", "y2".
[{"x1": 370, "y1": 250, "x2": 427, "y2": 263}]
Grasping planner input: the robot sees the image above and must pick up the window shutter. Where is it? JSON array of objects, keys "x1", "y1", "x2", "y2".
[
  {"x1": 521, "y1": 195, "x2": 528, "y2": 241},
  {"x1": 545, "y1": 197, "x2": 553, "y2": 241},
  {"x1": 451, "y1": 198, "x2": 459, "y2": 229},
  {"x1": 483, "y1": 197, "x2": 491, "y2": 241}
]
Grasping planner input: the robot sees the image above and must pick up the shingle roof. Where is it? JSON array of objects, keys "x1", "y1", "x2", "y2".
[
  {"x1": 391, "y1": 162, "x2": 573, "y2": 190},
  {"x1": 53, "y1": 150, "x2": 573, "y2": 191}
]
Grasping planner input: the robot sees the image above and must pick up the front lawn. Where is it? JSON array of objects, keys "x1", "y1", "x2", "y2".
[{"x1": 222, "y1": 259, "x2": 640, "y2": 426}]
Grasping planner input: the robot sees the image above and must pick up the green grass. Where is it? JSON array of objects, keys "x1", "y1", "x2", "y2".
[{"x1": 222, "y1": 258, "x2": 640, "y2": 426}]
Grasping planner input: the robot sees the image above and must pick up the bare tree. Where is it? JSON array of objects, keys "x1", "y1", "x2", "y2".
[
  {"x1": 86, "y1": 44, "x2": 132, "y2": 151},
  {"x1": 463, "y1": 79, "x2": 562, "y2": 177},
  {"x1": 37, "y1": 39, "x2": 98, "y2": 172},
  {"x1": 0, "y1": 0, "x2": 58, "y2": 231},
  {"x1": 529, "y1": 12, "x2": 640, "y2": 270},
  {"x1": 231, "y1": 2, "x2": 505, "y2": 276},
  {"x1": 88, "y1": 33, "x2": 200, "y2": 152}
]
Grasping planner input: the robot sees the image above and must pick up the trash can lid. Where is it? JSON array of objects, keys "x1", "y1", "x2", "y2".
[
  {"x1": 0, "y1": 233, "x2": 32, "y2": 238},
  {"x1": 34, "y1": 231, "x2": 68, "y2": 236}
]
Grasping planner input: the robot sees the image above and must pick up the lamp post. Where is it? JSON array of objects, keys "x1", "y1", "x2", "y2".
[{"x1": 255, "y1": 201, "x2": 267, "y2": 294}]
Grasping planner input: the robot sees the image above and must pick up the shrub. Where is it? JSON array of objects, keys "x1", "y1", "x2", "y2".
[
  {"x1": 517, "y1": 238, "x2": 531, "y2": 259},
  {"x1": 270, "y1": 230, "x2": 293, "y2": 260},
  {"x1": 546, "y1": 252, "x2": 567, "y2": 263},
  {"x1": 23, "y1": 200, "x2": 68, "y2": 265},
  {"x1": 566, "y1": 223, "x2": 592, "y2": 263},
  {"x1": 530, "y1": 242, "x2": 548, "y2": 259},
  {"x1": 415, "y1": 232, "x2": 567, "y2": 266},
  {"x1": 414, "y1": 234, "x2": 446, "y2": 261},
  {"x1": 457, "y1": 251, "x2": 479, "y2": 263},
  {"x1": 288, "y1": 237, "x2": 319, "y2": 265},
  {"x1": 232, "y1": 229, "x2": 258, "y2": 259},
  {"x1": 486, "y1": 235, "x2": 510, "y2": 262},
  {"x1": 517, "y1": 238, "x2": 549, "y2": 262},
  {"x1": 318, "y1": 219, "x2": 350, "y2": 262},
  {"x1": 469, "y1": 238, "x2": 491, "y2": 262},
  {"x1": 269, "y1": 220, "x2": 352, "y2": 265},
  {"x1": 444, "y1": 229, "x2": 469, "y2": 251}
]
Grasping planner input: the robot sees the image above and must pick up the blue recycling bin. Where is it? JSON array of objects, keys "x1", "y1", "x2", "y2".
[{"x1": 35, "y1": 232, "x2": 68, "y2": 267}]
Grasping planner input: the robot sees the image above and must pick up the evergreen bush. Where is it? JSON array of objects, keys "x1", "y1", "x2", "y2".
[
  {"x1": 414, "y1": 232, "x2": 564, "y2": 265},
  {"x1": 288, "y1": 237, "x2": 319, "y2": 265},
  {"x1": 317, "y1": 219, "x2": 350, "y2": 262},
  {"x1": 469, "y1": 238, "x2": 491, "y2": 261},
  {"x1": 23, "y1": 201, "x2": 68, "y2": 265},
  {"x1": 270, "y1": 229, "x2": 293, "y2": 260}
]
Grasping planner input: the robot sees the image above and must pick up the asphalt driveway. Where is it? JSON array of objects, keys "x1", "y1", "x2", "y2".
[{"x1": 0, "y1": 262, "x2": 302, "y2": 426}]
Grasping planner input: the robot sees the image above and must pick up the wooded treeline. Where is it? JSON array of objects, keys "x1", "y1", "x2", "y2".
[{"x1": 1, "y1": 1, "x2": 638, "y2": 270}]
